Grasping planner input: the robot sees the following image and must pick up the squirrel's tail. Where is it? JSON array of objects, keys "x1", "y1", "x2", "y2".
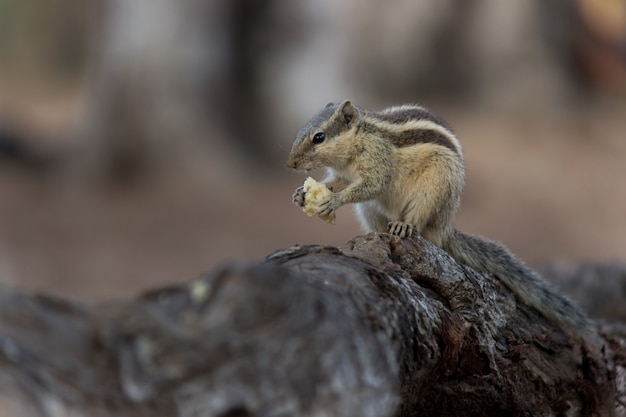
[{"x1": 443, "y1": 229, "x2": 591, "y2": 334}]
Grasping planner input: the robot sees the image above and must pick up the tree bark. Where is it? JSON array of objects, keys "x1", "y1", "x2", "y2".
[{"x1": 0, "y1": 233, "x2": 624, "y2": 416}]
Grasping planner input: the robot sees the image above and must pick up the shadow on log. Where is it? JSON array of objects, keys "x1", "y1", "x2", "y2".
[{"x1": 1, "y1": 233, "x2": 625, "y2": 416}]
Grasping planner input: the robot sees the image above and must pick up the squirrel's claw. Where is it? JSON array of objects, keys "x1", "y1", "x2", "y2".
[
  {"x1": 292, "y1": 186, "x2": 305, "y2": 207},
  {"x1": 388, "y1": 221, "x2": 414, "y2": 238},
  {"x1": 317, "y1": 197, "x2": 338, "y2": 218}
]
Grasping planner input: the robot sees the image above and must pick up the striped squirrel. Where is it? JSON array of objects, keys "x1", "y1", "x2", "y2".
[{"x1": 286, "y1": 100, "x2": 591, "y2": 334}]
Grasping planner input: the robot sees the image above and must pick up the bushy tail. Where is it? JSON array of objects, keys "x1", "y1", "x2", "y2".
[{"x1": 443, "y1": 229, "x2": 590, "y2": 334}]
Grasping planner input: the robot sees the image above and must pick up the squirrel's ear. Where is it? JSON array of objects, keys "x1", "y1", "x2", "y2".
[{"x1": 339, "y1": 100, "x2": 358, "y2": 126}]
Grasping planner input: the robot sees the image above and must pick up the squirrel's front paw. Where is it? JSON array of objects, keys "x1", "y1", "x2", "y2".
[
  {"x1": 317, "y1": 196, "x2": 339, "y2": 220},
  {"x1": 292, "y1": 186, "x2": 306, "y2": 207},
  {"x1": 388, "y1": 221, "x2": 414, "y2": 238}
]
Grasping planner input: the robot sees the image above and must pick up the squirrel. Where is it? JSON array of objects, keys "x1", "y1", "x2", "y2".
[{"x1": 286, "y1": 100, "x2": 591, "y2": 335}]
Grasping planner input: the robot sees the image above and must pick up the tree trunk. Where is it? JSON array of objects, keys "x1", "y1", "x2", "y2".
[
  {"x1": 73, "y1": 0, "x2": 289, "y2": 184},
  {"x1": 0, "y1": 233, "x2": 624, "y2": 416}
]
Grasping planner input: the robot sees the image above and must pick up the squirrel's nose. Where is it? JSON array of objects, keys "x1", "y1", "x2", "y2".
[{"x1": 286, "y1": 157, "x2": 297, "y2": 169}]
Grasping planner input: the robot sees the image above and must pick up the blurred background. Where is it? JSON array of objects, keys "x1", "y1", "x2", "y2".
[{"x1": 0, "y1": 0, "x2": 624, "y2": 300}]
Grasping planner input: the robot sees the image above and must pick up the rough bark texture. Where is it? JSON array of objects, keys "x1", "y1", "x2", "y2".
[{"x1": 0, "y1": 233, "x2": 625, "y2": 416}]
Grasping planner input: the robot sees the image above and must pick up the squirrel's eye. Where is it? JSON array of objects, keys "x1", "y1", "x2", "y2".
[{"x1": 312, "y1": 132, "x2": 326, "y2": 144}]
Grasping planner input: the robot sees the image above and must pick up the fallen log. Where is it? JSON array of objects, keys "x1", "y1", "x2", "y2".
[{"x1": 0, "y1": 233, "x2": 624, "y2": 416}]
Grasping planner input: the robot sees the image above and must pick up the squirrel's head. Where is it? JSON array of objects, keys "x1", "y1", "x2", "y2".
[{"x1": 286, "y1": 100, "x2": 360, "y2": 171}]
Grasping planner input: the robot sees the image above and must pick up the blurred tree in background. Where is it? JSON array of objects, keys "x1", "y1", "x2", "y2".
[{"x1": 1, "y1": 0, "x2": 623, "y2": 181}]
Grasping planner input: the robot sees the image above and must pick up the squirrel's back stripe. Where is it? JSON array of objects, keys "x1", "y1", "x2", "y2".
[
  {"x1": 375, "y1": 106, "x2": 453, "y2": 132},
  {"x1": 389, "y1": 123, "x2": 459, "y2": 154},
  {"x1": 367, "y1": 106, "x2": 461, "y2": 155}
]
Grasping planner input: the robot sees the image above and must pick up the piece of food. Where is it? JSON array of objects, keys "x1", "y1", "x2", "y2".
[{"x1": 302, "y1": 177, "x2": 335, "y2": 224}]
